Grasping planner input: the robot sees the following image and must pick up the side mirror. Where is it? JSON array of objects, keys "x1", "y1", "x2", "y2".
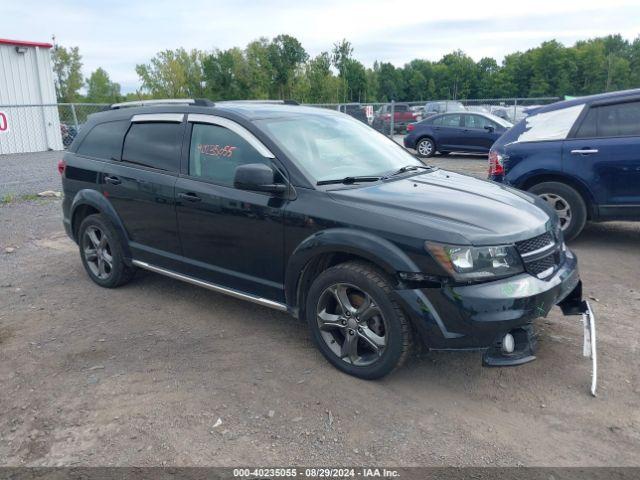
[
  {"x1": 484, "y1": 125, "x2": 495, "y2": 133},
  {"x1": 234, "y1": 163, "x2": 287, "y2": 194}
]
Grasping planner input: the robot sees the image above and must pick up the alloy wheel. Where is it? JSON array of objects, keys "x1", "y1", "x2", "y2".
[
  {"x1": 539, "y1": 193, "x2": 572, "y2": 230},
  {"x1": 417, "y1": 139, "x2": 433, "y2": 156},
  {"x1": 316, "y1": 283, "x2": 387, "y2": 366},
  {"x1": 82, "y1": 226, "x2": 113, "y2": 280}
]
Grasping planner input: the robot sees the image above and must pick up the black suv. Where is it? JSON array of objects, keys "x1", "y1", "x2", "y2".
[{"x1": 60, "y1": 99, "x2": 590, "y2": 379}]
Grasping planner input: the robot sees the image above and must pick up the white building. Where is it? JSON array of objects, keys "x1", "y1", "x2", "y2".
[{"x1": 0, "y1": 38, "x2": 63, "y2": 154}]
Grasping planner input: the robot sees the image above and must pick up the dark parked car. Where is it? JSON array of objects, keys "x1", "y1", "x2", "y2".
[
  {"x1": 60, "y1": 99, "x2": 592, "y2": 380},
  {"x1": 490, "y1": 88, "x2": 640, "y2": 240},
  {"x1": 404, "y1": 112, "x2": 512, "y2": 157},
  {"x1": 372, "y1": 103, "x2": 418, "y2": 133},
  {"x1": 338, "y1": 103, "x2": 368, "y2": 123}
]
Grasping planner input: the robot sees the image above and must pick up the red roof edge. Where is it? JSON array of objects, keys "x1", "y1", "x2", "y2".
[{"x1": 0, "y1": 38, "x2": 53, "y2": 49}]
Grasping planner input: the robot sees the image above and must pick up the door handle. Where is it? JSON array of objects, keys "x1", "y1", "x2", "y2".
[
  {"x1": 178, "y1": 192, "x2": 202, "y2": 203},
  {"x1": 571, "y1": 149, "x2": 599, "y2": 155},
  {"x1": 104, "y1": 175, "x2": 121, "y2": 185}
]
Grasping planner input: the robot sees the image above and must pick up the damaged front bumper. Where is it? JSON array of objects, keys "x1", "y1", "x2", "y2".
[{"x1": 394, "y1": 248, "x2": 597, "y2": 396}]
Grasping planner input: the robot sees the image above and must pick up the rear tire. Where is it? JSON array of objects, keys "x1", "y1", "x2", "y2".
[
  {"x1": 416, "y1": 137, "x2": 435, "y2": 158},
  {"x1": 529, "y1": 182, "x2": 587, "y2": 241},
  {"x1": 78, "y1": 214, "x2": 135, "y2": 288},
  {"x1": 305, "y1": 261, "x2": 412, "y2": 379}
]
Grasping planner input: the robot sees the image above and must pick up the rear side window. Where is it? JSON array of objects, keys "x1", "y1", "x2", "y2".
[
  {"x1": 395, "y1": 104, "x2": 409, "y2": 112},
  {"x1": 76, "y1": 120, "x2": 129, "y2": 160},
  {"x1": 574, "y1": 101, "x2": 640, "y2": 138},
  {"x1": 441, "y1": 114, "x2": 462, "y2": 127},
  {"x1": 189, "y1": 123, "x2": 268, "y2": 186},
  {"x1": 464, "y1": 115, "x2": 495, "y2": 129},
  {"x1": 122, "y1": 122, "x2": 183, "y2": 172},
  {"x1": 597, "y1": 101, "x2": 640, "y2": 137}
]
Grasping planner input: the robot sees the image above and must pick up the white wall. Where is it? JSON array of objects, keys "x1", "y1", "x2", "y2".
[{"x1": 0, "y1": 44, "x2": 63, "y2": 154}]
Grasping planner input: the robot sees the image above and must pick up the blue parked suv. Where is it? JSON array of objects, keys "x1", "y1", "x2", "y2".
[
  {"x1": 489, "y1": 89, "x2": 640, "y2": 240},
  {"x1": 404, "y1": 112, "x2": 512, "y2": 157}
]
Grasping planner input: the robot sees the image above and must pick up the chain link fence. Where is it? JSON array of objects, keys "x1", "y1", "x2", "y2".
[
  {"x1": 307, "y1": 97, "x2": 559, "y2": 137},
  {"x1": 0, "y1": 103, "x2": 108, "y2": 154},
  {"x1": 0, "y1": 97, "x2": 559, "y2": 154}
]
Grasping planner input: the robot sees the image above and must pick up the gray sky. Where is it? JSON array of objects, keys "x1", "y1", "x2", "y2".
[{"x1": 2, "y1": 0, "x2": 639, "y2": 93}]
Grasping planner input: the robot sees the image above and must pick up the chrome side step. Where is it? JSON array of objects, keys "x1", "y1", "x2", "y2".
[{"x1": 131, "y1": 260, "x2": 288, "y2": 312}]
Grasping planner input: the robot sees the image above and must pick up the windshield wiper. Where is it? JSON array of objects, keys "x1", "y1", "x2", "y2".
[
  {"x1": 383, "y1": 164, "x2": 435, "y2": 179},
  {"x1": 317, "y1": 176, "x2": 382, "y2": 186}
]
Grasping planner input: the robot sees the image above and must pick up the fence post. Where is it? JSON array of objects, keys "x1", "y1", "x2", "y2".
[
  {"x1": 389, "y1": 100, "x2": 395, "y2": 138},
  {"x1": 70, "y1": 103, "x2": 79, "y2": 130},
  {"x1": 513, "y1": 98, "x2": 518, "y2": 123}
]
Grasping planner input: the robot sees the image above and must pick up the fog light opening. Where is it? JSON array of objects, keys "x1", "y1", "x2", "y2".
[{"x1": 502, "y1": 333, "x2": 515, "y2": 354}]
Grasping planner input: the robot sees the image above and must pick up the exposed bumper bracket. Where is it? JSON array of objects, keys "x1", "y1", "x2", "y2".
[{"x1": 558, "y1": 281, "x2": 597, "y2": 397}]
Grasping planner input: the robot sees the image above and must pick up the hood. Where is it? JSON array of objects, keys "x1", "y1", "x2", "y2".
[{"x1": 328, "y1": 169, "x2": 555, "y2": 246}]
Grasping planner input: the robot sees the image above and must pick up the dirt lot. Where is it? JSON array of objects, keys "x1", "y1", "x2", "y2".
[{"x1": 1, "y1": 153, "x2": 639, "y2": 467}]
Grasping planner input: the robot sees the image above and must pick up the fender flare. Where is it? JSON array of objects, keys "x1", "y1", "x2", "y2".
[
  {"x1": 284, "y1": 228, "x2": 421, "y2": 307},
  {"x1": 70, "y1": 189, "x2": 132, "y2": 259}
]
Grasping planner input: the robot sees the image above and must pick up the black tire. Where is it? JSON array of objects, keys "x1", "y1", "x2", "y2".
[
  {"x1": 415, "y1": 137, "x2": 435, "y2": 158},
  {"x1": 78, "y1": 214, "x2": 135, "y2": 288},
  {"x1": 305, "y1": 261, "x2": 412, "y2": 379},
  {"x1": 529, "y1": 182, "x2": 587, "y2": 241}
]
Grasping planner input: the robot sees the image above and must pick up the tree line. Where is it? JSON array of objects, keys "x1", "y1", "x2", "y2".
[{"x1": 52, "y1": 33, "x2": 640, "y2": 104}]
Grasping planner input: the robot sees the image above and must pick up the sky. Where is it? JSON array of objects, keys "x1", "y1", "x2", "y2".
[{"x1": 2, "y1": 0, "x2": 640, "y2": 93}]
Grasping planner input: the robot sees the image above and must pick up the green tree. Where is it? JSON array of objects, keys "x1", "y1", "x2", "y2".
[
  {"x1": 52, "y1": 45, "x2": 83, "y2": 102},
  {"x1": 85, "y1": 68, "x2": 121, "y2": 103},
  {"x1": 136, "y1": 48, "x2": 205, "y2": 98},
  {"x1": 267, "y1": 34, "x2": 308, "y2": 98}
]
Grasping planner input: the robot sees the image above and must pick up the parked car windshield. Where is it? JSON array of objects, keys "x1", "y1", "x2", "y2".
[
  {"x1": 484, "y1": 113, "x2": 513, "y2": 128},
  {"x1": 256, "y1": 113, "x2": 422, "y2": 182}
]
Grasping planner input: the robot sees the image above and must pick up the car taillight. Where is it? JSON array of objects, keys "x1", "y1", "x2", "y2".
[
  {"x1": 488, "y1": 150, "x2": 504, "y2": 176},
  {"x1": 57, "y1": 159, "x2": 66, "y2": 175},
  {"x1": 407, "y1": 123, "x2": 415, "y2": 132}
]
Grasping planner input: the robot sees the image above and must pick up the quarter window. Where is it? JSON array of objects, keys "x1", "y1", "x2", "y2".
[
  {"x1": 189, "y1": 123, "x2": 268, "y2": 186},
  {"x1": 121, "y1": 122, "x2": 183, "y2": 172},
  {"x1": 77, "y1": 120, "x2": 129, "y2": 160},
  {"x1": 515, "y1": 104, "x2": 584, "y2": 142}
]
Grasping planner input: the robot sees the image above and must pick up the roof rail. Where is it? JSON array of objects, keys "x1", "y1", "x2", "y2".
[
  {"x1": 110, "y1": 98, "x2": 215, "y2": 109},
  {"x1": 216, "y1": 99, "x2": 300, "y2": 106}
]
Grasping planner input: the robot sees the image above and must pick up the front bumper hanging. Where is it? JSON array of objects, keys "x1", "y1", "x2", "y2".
[{"x1": 558, "y1": 281, "x2": 598, "y2": 397}]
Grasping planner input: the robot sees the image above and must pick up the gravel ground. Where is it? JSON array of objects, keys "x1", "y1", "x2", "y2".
[
  {"x1": 0, "y1": 151, "x2": 639, "y2": 467},
  {"x1": 0, "y1": 151, "x2": 62, "y2": 198}
]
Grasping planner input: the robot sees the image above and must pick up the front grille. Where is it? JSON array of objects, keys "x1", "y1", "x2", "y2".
[
  {"x1": 515, "y1": 232, "x2": 554, "y2": 255},
  {"x1": 525, "y1": 254, "x2": 556, "y2": 277},
  {"x1": 515, "y1": 231, "x2": 560, "y2": 280}
]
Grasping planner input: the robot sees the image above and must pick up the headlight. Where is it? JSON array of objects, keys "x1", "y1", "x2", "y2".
[{"x1": 425, "y1": 242, "x2": 524, "y2": 281}]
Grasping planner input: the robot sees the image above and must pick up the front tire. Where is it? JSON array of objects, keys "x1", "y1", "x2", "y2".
[
  {"x1": 416, "y1": 137, "x2": 435, "y2": 158},
  {"x1": 305, "y1": 261, "x2": 412, "y2": 379},
  {"x1": 78, "y1": 214, "x2": 135, "y2": 288},
  {"x1": 529, "y1": 182, "x2": 587, "y2": 241}
]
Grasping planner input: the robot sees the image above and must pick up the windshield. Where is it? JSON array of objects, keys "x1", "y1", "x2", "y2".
[
  {"x1": 256, "y1": 113, "x2": 422, "y2": 183},
  {"x1": 485, "y1": 113, "x2": 513, "y2": 128}
]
